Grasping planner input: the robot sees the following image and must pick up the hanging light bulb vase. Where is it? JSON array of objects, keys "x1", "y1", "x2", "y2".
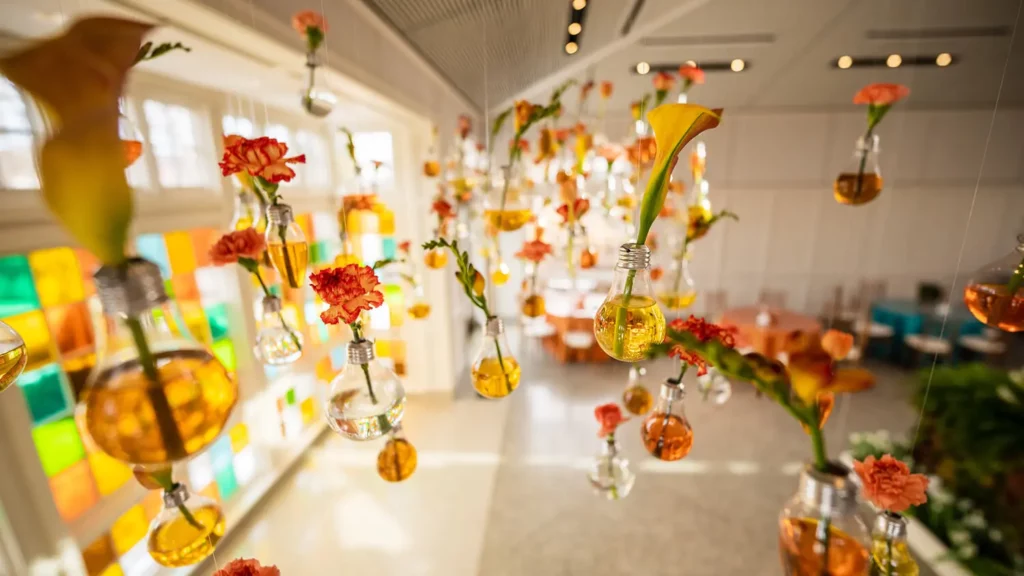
[
  {"x1": 641, "y1": 377, "x2": 694, "y2": 461},
  {"x1": 325, "y1": 339, "x2": 405, "y2": 441},
  {"x1": 147, "y1": 483, "x2": 225, "y2": 567},
  {"x1": 266, "y1": 203, "x2": 309, "y2": 289},
  {"x1": 471, "y1": 318, "x2": 520, "y2": 399},
  {"x1": 964, "y1": 234, "x2": 1024, "y2": 332},
  {"x1": 484, "y1": 165, "x2": 531, "y2": 232},
  {"x1": 594, "y1": 243, "x2": 665, "y2": 362},
  {"x1": 253, "y1": 295, "x2": 303, "y2": 365},
  {"x1": 0, "y1": 320, "x2": 27, "y2": 394},
  {"x1": 659, "y1": 240, "x2": 697, "y2": 313},
  {"x1": 870, "y1": 511, "x2": 918, "y2": 576},
  {"x1": 834, "y1": 135, "x2": 883, "y2": 206},
  {"x1": 587, "y1": 434, "x2": 635, "y2": 500},
  {"x1": 300, "y1": 52, "x2": 336, "y2": 118},
  {"x1": 621, "y1": 364, "x2": 653, "y2": 416},
  {"x1": 376, "y1": 424, "x2": 418, "y2": 482},
  {"x1": 85, "y1": 259, "x2": 238, "y2": 466}
]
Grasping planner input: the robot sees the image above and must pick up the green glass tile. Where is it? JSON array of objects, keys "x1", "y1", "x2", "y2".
[
  {"x1": 285, "y1": 388, "x2": 296, "y2": 405},
  {"x1": 0, "y1": 254, "x2": 41, "y2": 318},
  {"x1": 211, "y1": 339, "x2": 236, "y2": 372},
  {"x1": 19, "y1": 364, "x2": 72, "y2": 424},
  {"x1": 214, "y1": 464, "x2": 238, "y2": 501},
  {"x1": 209, "y1": 436, "x2": 233, "y2": 473},
  {"x1": 205, "y1": 303, "x2": 229, "y2": 341},
  {"x1": 32, "y1": 417, "x2": 86, "y2": 477},
  {"x1": 135, "y1": 234, "x2": 171, "y2": 278},
  {"x1": 309, "y1": 241, "x2": 323, "y2": 265},
  {"x1": 163, "y1": 279, "x2": 176, "y2": 299},
  {"x1": 382, "y1": 238, "x2": 397, "y2": 260}
]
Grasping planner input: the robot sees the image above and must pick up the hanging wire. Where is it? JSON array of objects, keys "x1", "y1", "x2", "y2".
[{"x1": 910, "y1": 0, "x2": 1022, "y2": 449}]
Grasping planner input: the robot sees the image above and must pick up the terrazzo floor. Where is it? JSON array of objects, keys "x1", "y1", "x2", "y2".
[{"x1": 210, "y1": 342, "x2": 934, "y2": 575}]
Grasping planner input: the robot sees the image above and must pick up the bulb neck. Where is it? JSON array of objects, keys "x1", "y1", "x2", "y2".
[
  {"x1": 94, "y1": 258, "x2": 169, "y2": 317},
  {"x1": 1015, "y1": 233, "x2": 1024, "y2": 252},
  {"x1": 855, "y1": 134, "x2": 880, "y2": 154},
  {"x1": 602, "y1": 436, "x2": 620, "y2": 456},
  {"x1": 163, "y1": 483, "x2": 190, "y2": 508},
  {"x1": 874, "y1": 511, "x2": 908, "y2": 541},
  {"x1": 267, "y1": 203, "x2": 294, "y2": 226},
  {"x1": 348, "y1": 339, "x2": 375, "y2": 364},
  {"x1": 485, "y1": 317, "x2": 505, "y2": 337},
  {"x1": 659, "y1": 379, "x2": 685, "y2": 401},
  {"x1": 262, "y1": 295, "x2": 282, "y2": 315},
  {"x1": 796, "y1": 463, "x2": 858, "y2": 517},
  {"x1": 617, "y1": 243, "x2": 651, "y2": 270}
]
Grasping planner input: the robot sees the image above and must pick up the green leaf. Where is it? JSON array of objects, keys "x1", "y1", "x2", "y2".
[
  {"x1": 372, "y1": 258, "x2": 396, "y2": 270},
  {"x1": 133, "y1": 41, "x2": 191, "y2": 65},
  {"x1": 490, "y1": 108, "x2": 512, "y2": 145}
]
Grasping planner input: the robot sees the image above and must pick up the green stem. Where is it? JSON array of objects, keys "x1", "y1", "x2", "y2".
[
  {"x1": 497, "y1": 171, "x2": 511, "y2": 221},
  {"x1": 613, "y1": 271, "x2": 638, "y2": 357},
  {"x1": 360, "y1": 362, "x2": 378, "y2": 404},
  {"x1": 276, "y1": 221, "x2": 298, "y2": 288},
  {"x1": 809, "y1": 419, "x2": 828, "y2": 472},
  {"x1": 606, "y1": 435, "x2": 618, "y2": 500},
  {"x1": 124, "y1": 316, "x2": 186, "y2": 461},
  {"x1": 854, "y1": 126, "x2": 874, "y2": 202},
  {"x1": 252, "y1": 268, "x2": 301, "y2": 351},
  {"x1": 885, "y1": 535, "x2": 893, "y2": 576},
  {"x1": 817, "y1": 516, "x2": 832, "y2": 575},
  {"x1": 492, "y1": 333, "x2": 512, "y2": 394},
  {"x1": 674, "y1": 362, "x2": 688, "y2": 384},
  {"x1": 165, "y1": 482, "x2": 203, "y2": 530}
]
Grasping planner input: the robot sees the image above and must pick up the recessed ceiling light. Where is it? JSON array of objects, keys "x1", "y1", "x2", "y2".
[
  {"x1": 730, "y1": 59, "x2": 745, "y2": 72},
  {"x1": 936, "y1": 53, "x2": 952, "y2": 67},
  {"x1": 887, "y1": 54, "x2": 902, "y2": 68},
  {"x1": 837, "y1": 55, "x2": 853, "y2": 69},
  {"x1": 565, "y1": 42, "x2": 578, "y2": 55},
  {"x1": 33, "y1": 11, "x2": 64, "y2": 24},
  {"x1": 636, "y1": 61, "x2": 651, "y2": 74},
  {"x1": 568, "y1": 22, "x2": 582, "y2": 35},
  {"x1": 684, "y1": 60, "x2": 697, "y2": 67},
  {"x1": 573, "y1": 0, "x2": 587, "y2": 8}
]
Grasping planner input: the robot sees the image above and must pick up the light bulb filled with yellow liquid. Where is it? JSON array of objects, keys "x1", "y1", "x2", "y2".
[
  {"x1": 870, "y1": 512, "x2": 919, "y2": 576},
  {"x1": 147, "y1": 483, "x2": 225, "y2": 567},
  {"x1": 84, "y1": 259, "x2": 238, "y2": 465},
  {"x1": 407, "y1": 302, "x2": 431, "y2": 319},
  {"x1": 594, "y1": 244, "x2": 665, "y2": 362},
  {"x1": 377, "y1": 425, "x2": 417, "y2": 482},
  {"x1": 471, "y1": 318, "x2": 521, "y2": 399},
  {"x1": 424, "y1": 248, "x2": 448, "y2": 269},
  {"x1": 522, "y1": 293, "x2": 546, "y2": 319},
  {"x1": 621, "y1": 364, "x2": 652, "y2": 415},
  {"x1": 265, "y1": 204, "x2": 309, "y2": 289},
  {"x1": 834, "y1": 134, "x2": 883, "y2": 206},
  {"x1": 484, "y1": 164, "x2": 532, "y2": 232},
  {"x1": 491, "y1": 261, "x2": 511, "y2": 285},
  {"x1": 0, "y1": 320, "x2": 27, "y2": 394},
  {"x1": 334, "y1": 236, "x2": 360, "y2": 267}
]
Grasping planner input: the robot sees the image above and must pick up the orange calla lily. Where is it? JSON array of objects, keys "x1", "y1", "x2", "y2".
[
  {"x1": 785, "y1": 331, "x2": 874, "y2": 403},
  {"x1": 0, "y1": 17, "x2": 152, "y2": 265}
]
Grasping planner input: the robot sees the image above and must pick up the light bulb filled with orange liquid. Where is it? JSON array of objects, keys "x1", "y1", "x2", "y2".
[
  {"x1": 491, "y1": 260, "x2": 511, "y2": 286},
  {"x1": 834, "y1": 135, "x2": 883, "y2": 206},
  {"x1": 147, "y1": 483, "x2": 225, "y2": 567},
  {"x1": 377, "y1": 425, "x2": 418, "y2": 482},
  {"x1": 265, "y1": 204, "x2": 309, "y2": 289},
  {"x1": 424, "y1": 248, "x2": 448, "y2": 269},
  {"x1": 594, "y1": 244, "x2": 666, "y2": 362},
  {"x1": 964, "y1": 233, "x2": 1024, "y2": 332},
  {"x1": 83, "y1": 259, "x2": 238, "y2": 466},
  {"x1": 778, "y1": 464, "x2": 870, "y2": 576},
  {"x1": 484, "y1": 165, "x2": 532, "y2": 232},
  {"x1": 641, "y1": 379, "x2": 693, "y2": 461},
  {"x1": 471, "y1": 318, "x2": 520, "y2": 399},
  {"x1": 0, "y1": 320, "x2": 27, "y2": 394},
  {"x1": 621, "y1": 364, "x2": 653, "y2": 415}
]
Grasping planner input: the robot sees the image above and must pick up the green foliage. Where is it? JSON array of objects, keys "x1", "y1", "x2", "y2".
[
  {"x1": 371, "y1": 258, "x2": 396, "y2": 271},
  {"x1": 339, "y1": 128, "x2": 360, "y2": 175},
  {"x1": 134, "y1": 42, "x2": 191, "y2": 65},
  {"x1": 422, "y1": 237, "x2": 491, "y2": 318},
  {"x1": 490, "y1": 109, "x2": 512, "y2": 148}
]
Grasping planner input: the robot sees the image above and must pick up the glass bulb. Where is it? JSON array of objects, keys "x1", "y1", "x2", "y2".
[
  {"x1": 325, "y1": 340, "x2": 405, "y2": 441},
  {"x1": 265, "y1": 204, "x2": 309, "y2": 289},
  {"x1": 870, "y1": 512, "x2": 919, "y2": 576},
  {"x1": 594, "y1": 244, "x2": 666, "y2": 362},
  {"x1": 484, "y1": 165, "x2": 532, "y2": 232},
  {"x1": 621, "y1": 364, "x2": 652, "y2": 415},
  {"x1": 580, "y1": 247, "x2": 598, "y2": 269},
  {"x1": 230, "y1": 189, "x2": 262, "y2": 231},
  {"x1": 118, "y1": 101, "x2": 144, "y2": 168},
  {"x1": 407, "y1": 285, "x2": 431, "y2": 319},
  {"x1": 253, "y1": 296, "x2": 303, "y2": 365},
  {"x1": 0, "y1": 319, "x2": 27, "y2": 393},
  {"x1": 376, "y1": 425, "x2": 417, "y2": 482},
  {"x1": 423, "y1": 160, "x2": 441, "y2": 177},
  {"x1": 697, "y1": 368, "x2": 732, "y2": 405},
  {"x1": 83, "y1": 259, "x2": 238, "y2": 465},
  {"x1": 147, "y1": 484, "x2": 225, "y2": 567},
  {"x1": 658, "y1": 242, "x2": 697, "y2": 312},
  {"x1": 640, "y1": 380, "x2": 693, "y2": 461},
  {"x1": 334, "y1": 235, "x2": 360, "y2": 267},
  {"x1": 587, "y1": 437, "x2": 635, "y2": 500},
  {"x1": 834, "y1": 135, "x2": 883, "y2": 206},
  {"x1": 300, "y1": 53, "x2": 336, "y2": 118},
  {"x1": 778, "y1": 464, "x2": 870, "y2": 576},
  {"x1": 491, "y1": 260, "x2": 511, "y2": 285},
  {"x1": 471, "y1": 318, "x2": 521, "y2": 399},
  {"x1": 964, "y1": 234, "x2": 1024, "y2": 332},
  {"x1": 424, "y1": 247, "x2": 448, "y2": 269}
]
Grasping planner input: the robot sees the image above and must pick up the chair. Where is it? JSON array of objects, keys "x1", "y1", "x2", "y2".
[
  {"x1": 820, "y1": 285, "x2": 848, "y2": 329},
  {"x1": 758, "y1": 289, "x2": 786, "y2": 309},
  {"x1": 903, "y1": 312, "x2": 952, "y2": 366},
  {"x1": 917, "y1": 282, "x2": 945, "y2": 308},
  {"x1": 957, "y1": 328, "x2": 1007, "y2": 364}
]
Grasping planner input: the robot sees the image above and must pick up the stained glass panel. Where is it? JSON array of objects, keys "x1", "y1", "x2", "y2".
[
  {"x1": 32, "y1": 417, "x2": 86, "y2": 476},
  {"x1": 49, "y1": 459, "x2": 99, "y2": 521},
  {"x1": 29, "y1": 247, "x2": 85, "y2": 307}
]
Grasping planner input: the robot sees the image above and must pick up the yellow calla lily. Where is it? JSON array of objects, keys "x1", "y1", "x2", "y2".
[
  {"x1": 636, "y1": 104, "x2": 722, "y2": 244},
  {"x1": 0, "y1": 17, "x2": 151, "y2": 265}
]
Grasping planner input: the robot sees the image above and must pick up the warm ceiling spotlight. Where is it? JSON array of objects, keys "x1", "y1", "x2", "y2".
[
  {"x1": 565, "y1": 42, "x2": 579, "y2": 55},
  {"x1": 837, "y1": 55, "x2": 853, "y2": 69},
  {"x1": 936, "y1": 53, "x2": 952, "y2": 67},
  {"x1": 730, "y1": 59, "x2": 746, "y2": 72},
  {"x1": 684, "y1": 60, "x2": 697, "y2": 67},
  {"x1": 636, "y1": 61, "x2": 651, "y2": 74},
  {"x1": 568, "y1": 22, "x2": 582, "y2": 35},
  {"x1": 887, "y1": 54, "x2": 902, "y2": 68},
  {"x1": 573, "y1": 0, "x2": 587, "y2": 8}
]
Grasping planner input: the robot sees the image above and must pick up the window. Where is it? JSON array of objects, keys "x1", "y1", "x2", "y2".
[
  {"x1": 294, "y1": 129, "x2": 330, "y2": 189},
  {"x1": 351, "y1": 131, "x2": 394, "y2": 189},
  {"x1": 0, "y1": 77, "x2": 40, "y2": 189},
  {"x1": 222, "y1": 115, "x2": 254, "y2": 138},
  {"x1": 121, "y1": 100, "x2": 151, "y2": 190},
  {"x1": 143, "y1": 99, "x2": 215, "y2": 189}
]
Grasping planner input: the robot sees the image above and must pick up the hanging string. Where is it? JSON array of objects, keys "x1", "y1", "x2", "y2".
[
  {"x1": 247, "y1": 0, "x2": 271, "y2": 127},
  {"x1": 910, "y1": 0, "x2": 1021, "y2": 449}
]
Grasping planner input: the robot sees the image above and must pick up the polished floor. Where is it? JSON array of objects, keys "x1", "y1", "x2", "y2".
[{"x1": 209, "y1": 342, "x2": 931, "y2": 575}]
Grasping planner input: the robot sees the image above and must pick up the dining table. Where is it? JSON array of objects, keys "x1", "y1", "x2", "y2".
[{"x1": 719, "y1": 306, "x2": 822, "y2": 360}]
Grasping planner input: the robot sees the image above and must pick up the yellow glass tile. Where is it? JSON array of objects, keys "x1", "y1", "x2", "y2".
[
  {"x1": 179, "y1": 301, "x2": 212, "y2": 345},
  {"x1": 49, "y1": 460, "x2": 99, "y2": 521},
  {"x1": 375, "y1": 206, "x2": 395, "y2": 235},
  {"x1": 88, "y1": 451, "x2": 132, "y2": 496},
  {"x1": 98, "y1": 564, "x2": 124, "y2": 576},
  {"x1": 29, "y1": 247, "x2": 85, "y2": 307},
  {"x1": 164, "y1": 231, "x2": 197, "y2": 275},
  {"x1": 110, "y1": 505, "x2": 147, "y2": 555},
  {"x1": 140, "y1": 490, "x2": 163, "y2": 521},
  {"x1": 346, "y1": 211, "x2": 362, "y2": 235},
  {"x1": 391, "y1": 339, "x2": 407, "y2": 363},
  {"x1": 6, "y1": 310, "x2": 55, "y2": 371},
  {"x1": 81, "y1": 533, "x2": 115, "y2": 576},
  {"x1": 46, "y1": 301, "x2": 94, "y2": 364},
  {"x1": 300, "y1": 397, "x2": 315, "y2": 425},
  {"x1": 229, "y1": 422, "x2": 249, "y2": 453},
  {"x1": 199, "y1": 481, "x2": 220, "y2": 502},
  {"x1": 375, "y1": 339, "x2": 391, "y2": 358},
  {"x1": 315, "y1": 356, "x2": 337, "y2": 382},
  {"x1": 360, "y1": 211, "x2": 378, "y2": 233},
  {"x1": 295, "y1": 213, "x2": 313, "y2": 242}
]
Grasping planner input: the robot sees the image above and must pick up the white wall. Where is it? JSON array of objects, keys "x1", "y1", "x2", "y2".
[{"x1": 675, "y1": 106, "x2": 1024, "y2": 315}]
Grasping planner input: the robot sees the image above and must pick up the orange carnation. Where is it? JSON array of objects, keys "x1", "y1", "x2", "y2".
[
  {"x1": 653, "y1": 71, "x2": 675, "y2": 92},
  {"x1": 432, "y1": 198, "x2": 455, "y2": 220},
  {"x1": 515, "y1": 239, "x2": 553, "y2": 263},
  {"x1": 580, "y1": 81, "x2": 594, "y2": 101},
  {"x1": 594, "y1": 403, "x2": 628, "y2": 438},
  {"x1": 209, "y1": 228, "x2": 266, "y2": 265},
  {"x1": 599, "y1": 81, "x2": 613, "y2": 99},
  {"x1": 667, "y1": 315, "x2": 737, "y2": 376},
  {"x1": 626, "y1": 137, "x2": 656, "y2": 167},
  {"x1": 821, "y1": 329, "x2": 854, "y2": 361},
  {"x1": 853, "y1": 83, "x2": 910, "y2": 106},
  {"x1": 292, "y1": 10, "x2": 326, "y2": 34},
  {"x1": 398, "y1": 240, "x2": 411, "y2": 254},
  {"x1": 557, "y1": 198, "x2": 590, "y2": 223},
  {"x1": 309, "y1": 264, "x2": 385, "y2": 325},
  {"x1": 651, "y1": 266, "x2": 664, "y2": 281},
  {"x1": 214, "y1": 558, "x2": 280, "y2": 576},
  {"x1": 596, "y1": 143, "x2": 623, "y2": 164},
  {"x1": 457, "y1": 114, "x2": 472, "y2": 140},
  {"x1": 678, "y1": 64, "x2": 705, "y2": 86},
  {"x1": 853, "y1": 454, "x2": 929, "y2": 513},
  {"x1": 220, "y1": 135, "x2": 306, "y2": 184}
]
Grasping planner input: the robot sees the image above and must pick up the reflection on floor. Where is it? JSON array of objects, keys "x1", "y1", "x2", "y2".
[{"x1": 210, "y1": 346, "x2": 934, "y2": 575}]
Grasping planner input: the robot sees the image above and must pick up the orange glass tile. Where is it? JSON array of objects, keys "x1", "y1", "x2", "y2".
[
  {"x1": 164, "y1": 231, "x2": 197, "y2": 275},
  {"x1": 171, "y1": 274, "x2": 200, "y2": 302},
  {"x1": 110, "y1": 505, "x2": 147, "y2": 555},
  {"x1": 315, "y1": 356, "x2": 337, "y2": 382},
  {"x1": 300, "y1": 397, "x2": 315, "y2": 425},
  {"x1": 81, "y1": 533, "x2": 116, "y2": 576},
  {"x1": 88, "y1": 451, "x2": 132, "y2": 496},
  {"x1": 49, "y1": 459, "x2": 99, "y2": 521},
  {"x1": 140, "y1": 489, "x2": 163, "y2": 521},
  {"x1": 179, "y1": 301, "x2": 212, "y2": 345},
  {"x1": 75, "y1": 250, "x2": 100, "y2": 297},
  {"x1": 29, "y1": 247, "x2": 85, "y2": 307},
  {"x1": 229, "y1": 422, "x2": 249, "y2": 453},
  {"x1": 98, "y1": 564, "x2": 124, "y2": 576},
  {"x1": 45, "y1": 301, "x2": 94, "y2": 363},
  {"x1": 190, "y1": 228, "x2": 219, "y2": 268},
  {"x1": 295, "y1": 213, "x2": 313, "y2": 242},
  {"x1": 199, "y1": 481, "x2": 220, "y2": 502},
  {"x1": 391, "y1": 339, "x2": 407, "y2": 363},
  {"x1": 6, "y1": 310, "x2": 55, "y2": 371}
]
